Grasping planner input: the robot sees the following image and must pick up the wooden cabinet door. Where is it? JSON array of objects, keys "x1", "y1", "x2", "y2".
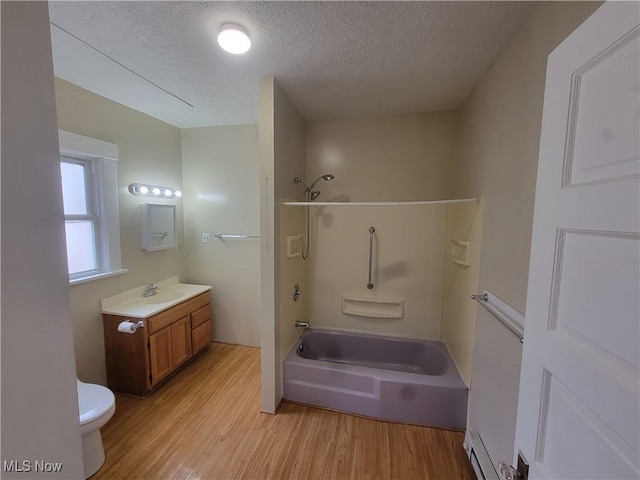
[
  {"x1": 171, "y1": 316, "x2": 192, "y2": 368},
  {"x1": 149, "y1": 327, "x2": 172, "y2": 385},
  {"x1": 192, "y1": 319, "x2": 212, "y2": 354}
]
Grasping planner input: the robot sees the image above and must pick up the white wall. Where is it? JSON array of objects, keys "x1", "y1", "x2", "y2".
[
  {"x1": 54, "y1": 79, "x2": 187, "y2": 385},
  {"x1": 306, "y1": 113, "x2": 457, "y2": 339},
  {"x1": 181, "y1": 125, "x2": 261, "y2": 347},
  {"x1": 1, "y1": 2, "x2": 85, "y2": 477}
]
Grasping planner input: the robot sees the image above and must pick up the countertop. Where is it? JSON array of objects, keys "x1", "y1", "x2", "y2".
[{"x1": 101, "y1": 276, "x2": 211, "y2": 318}]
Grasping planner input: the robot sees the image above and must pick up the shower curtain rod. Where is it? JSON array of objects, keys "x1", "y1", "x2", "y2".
[{"x1": 281, "y1": 196, "x2": 481, "y2": 207}]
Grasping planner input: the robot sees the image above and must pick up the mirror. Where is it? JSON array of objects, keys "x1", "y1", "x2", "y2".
[{"x1": 141, "y1": 203, "x2": 176, "y2": 251}]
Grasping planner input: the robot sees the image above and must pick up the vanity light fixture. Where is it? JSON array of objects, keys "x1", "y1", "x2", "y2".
[
  {"x1": 128, "y1": 183, "x2": 182, "y2": 199},
  {"x1": 217, "y1": 23, "x2": 251, "y2": 54}
]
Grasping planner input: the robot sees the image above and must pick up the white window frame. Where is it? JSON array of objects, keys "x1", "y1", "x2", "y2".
[
  {"x1": 59, "y1": 130, "x2": 127, "y2": 284},
  {"x1": 61, "y1": 155, "x2": 102, "y2": 279}
]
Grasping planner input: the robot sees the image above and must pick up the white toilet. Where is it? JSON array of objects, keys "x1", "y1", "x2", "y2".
[{"x1": 77, "y1": 379, "x2": 116, "y2": 479}]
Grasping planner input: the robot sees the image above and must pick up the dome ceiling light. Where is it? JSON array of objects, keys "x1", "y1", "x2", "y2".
[{"x1": 217, "y1": 23, "x2": 251, "y2": 54}]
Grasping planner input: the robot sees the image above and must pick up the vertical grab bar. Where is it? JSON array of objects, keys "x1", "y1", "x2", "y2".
[{"x1": 367, "y1": 226, "x2": 375, "y2": 289}]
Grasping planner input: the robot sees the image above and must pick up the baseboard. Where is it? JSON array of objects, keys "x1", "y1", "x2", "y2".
[{"x1": 463, "y1": 431, "x2": 498, "y2": 480}]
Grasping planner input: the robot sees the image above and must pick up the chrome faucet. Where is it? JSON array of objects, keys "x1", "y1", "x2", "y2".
[
  {"x1": 143, "y1": 283, "x2": 159, "y2": 297},
  {"x1": 295, "y1": 321, "x2": 310, "y2": 328}
]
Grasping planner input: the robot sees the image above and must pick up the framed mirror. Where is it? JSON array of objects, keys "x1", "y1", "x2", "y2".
[{"x1": 141, "y1": 203, "x2": 176, "y2": 251}]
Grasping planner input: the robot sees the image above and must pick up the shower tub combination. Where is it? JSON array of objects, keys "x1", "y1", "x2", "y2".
[{"x1": 283, "y1": 329, "x2": 467, "y2": 430}]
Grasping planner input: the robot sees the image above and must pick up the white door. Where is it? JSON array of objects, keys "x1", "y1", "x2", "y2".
[{"x1": 513, "y1": 2, "x2": 640, "y2": 479}]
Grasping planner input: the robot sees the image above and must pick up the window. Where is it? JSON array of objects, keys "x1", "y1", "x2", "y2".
[
  {"x1": 59, "y1": 131, "x2": 126, "y2": 284},
  {"x1": 61, "y1": 157, "x2": 100, "y2": 277}
]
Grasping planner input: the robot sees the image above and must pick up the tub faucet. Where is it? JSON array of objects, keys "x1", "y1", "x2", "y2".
[
  {"x1": 143, "y1": 283, "x2": 159, "y2": 297},
  {"x1": 295, "y1": 321, "x2": 310, "y2": 328}
]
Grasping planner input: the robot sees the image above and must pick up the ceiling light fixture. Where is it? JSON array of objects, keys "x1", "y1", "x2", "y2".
[{"x1": 217, "y1": 23, "x2": 251, "y2": 54}]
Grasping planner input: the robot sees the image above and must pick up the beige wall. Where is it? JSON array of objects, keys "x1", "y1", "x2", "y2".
[
  {"x1": 55, "y1": 79, "x2": 186, "y2": 385},
  {"x1": 181, "y1": 125, "x2": 261, "y2": 347},
  {"x1": 453, "y1": 1, "x2": 601, "y2": 313},
  {"x1": 259, "y1": 77, "x2": 308, "y2": 412},
  {"x1": 1, "y1": 2, "x2": 85, "y2": 476},
  {"x1": 306, "y1": 113, "x2": 457, "y2": 339},
  {"x1": 274, "y1": 81, "x2": 308, "y2": 369},
  {"x1": 259, "y1": 77, "x2": 277, "y2": 412},
  {"x1": 455, "y1": 0, "x2": 601, "y2": 468}
]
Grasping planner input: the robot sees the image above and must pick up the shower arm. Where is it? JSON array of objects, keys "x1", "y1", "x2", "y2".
[
  {"x1": 294, "y1": 177, "x2": 311, "y2": 191},
  {"x1": 307, "y1": 177, "x2": 325, "y2": 190}
]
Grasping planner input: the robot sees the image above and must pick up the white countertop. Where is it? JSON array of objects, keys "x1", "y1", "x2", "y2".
[{"x1": 101, "y1": 276, "x2": 211, "y2": 318}]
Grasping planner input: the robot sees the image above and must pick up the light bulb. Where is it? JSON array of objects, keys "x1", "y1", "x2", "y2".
[
  {"x1": 152, "y1": 187, "x2": 161, "y2": 195},
  {"x1": 164, "y1": 189, "x2": 173, "y2": 197},
  {"x1": 139, "y1": 186, "x2": 149, "y2": 194},
  {"x1": 174, "y1": 191, "x2": 182, "y2": 198},
  {"x1": 217, "y1": 23, "x2": 251, "y2": 54}
]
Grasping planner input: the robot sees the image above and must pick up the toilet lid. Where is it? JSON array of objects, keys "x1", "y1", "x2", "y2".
[{"x1": 77, "y1": 381, "x2": 115, "y2": 425}]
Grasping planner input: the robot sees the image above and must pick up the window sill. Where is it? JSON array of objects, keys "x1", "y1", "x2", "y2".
[{"x1": 69, "y1": 268, "x2": 129, "y2": 286}]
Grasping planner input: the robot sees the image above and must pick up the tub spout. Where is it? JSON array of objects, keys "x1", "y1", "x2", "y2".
[{"x1": 295, "y1": 321, "x2": 310, "y2": 328}]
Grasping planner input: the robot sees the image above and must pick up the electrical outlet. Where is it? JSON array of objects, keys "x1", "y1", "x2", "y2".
[{"x1": 201, "y1": 233, "x2": 211, "y2": 244}]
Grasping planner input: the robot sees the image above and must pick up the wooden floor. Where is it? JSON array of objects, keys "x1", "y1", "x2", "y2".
[{"x1": 95, "y1": 343, "x2": 475, "y2": 480}]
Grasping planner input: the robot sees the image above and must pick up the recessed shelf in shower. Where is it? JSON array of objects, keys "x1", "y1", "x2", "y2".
[
  {"x1": 449, "y1": 238, "x2": 471, "y2": 267},
  {"x1": 286, "y1": 235, "x2": 303, "y2": 258}
]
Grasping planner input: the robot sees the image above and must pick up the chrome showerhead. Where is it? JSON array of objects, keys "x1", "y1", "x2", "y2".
[
  {"x1": 309, "y1": 174, "x2": 335, "y2": 190},
  {"x1": 294, "y1": 174, "x2": 335, "y2": 192},
  {"x1": 295, "y1": 174, "x2": 335, "y2": 202}
]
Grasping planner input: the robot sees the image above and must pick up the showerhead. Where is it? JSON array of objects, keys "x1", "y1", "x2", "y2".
[
  {"x1": 294, "y1": 174, "x2": 336, "y2": 192},
  {"x1": 308, "y1": 174, "x2": 335, "y2": 190},
  {"x1": 309, "y1": 191, "x2": 321, "y2": 201}
]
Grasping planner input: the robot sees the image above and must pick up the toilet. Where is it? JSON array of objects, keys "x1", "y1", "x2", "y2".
[{"x1": 77, "y1": 379, "x2": 116, "y2": 478}]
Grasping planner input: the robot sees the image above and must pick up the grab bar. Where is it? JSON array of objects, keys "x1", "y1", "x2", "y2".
[
  {"x1": 367, "y1": 226, "x2": 375, "y2": 289},
  {"x1": 471, "y1": 292, "x2": 524, "y2": 343},
  {"x1": 214, "y1": 234, "x2": 260, "y2": 239}
]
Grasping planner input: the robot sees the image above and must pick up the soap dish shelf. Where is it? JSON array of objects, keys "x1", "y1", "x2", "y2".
[
  {"x1": 449, "y1": 238, "x2": 471, "y2": 267},
  {"x1": 342, "y1": 296, "x2": 404, "y2": 319}
]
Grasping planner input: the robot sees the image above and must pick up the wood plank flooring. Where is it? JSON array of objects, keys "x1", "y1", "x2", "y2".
[{"x1": 95, "y1": 343, "x2": 475, "y2": 480}]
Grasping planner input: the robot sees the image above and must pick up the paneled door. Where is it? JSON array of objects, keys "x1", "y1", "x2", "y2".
[{"x1": 513, "y1": 2, "x2": 639, "y2": 479}]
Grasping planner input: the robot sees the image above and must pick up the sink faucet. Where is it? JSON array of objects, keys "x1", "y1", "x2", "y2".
[
  {"x1": 143, "y1": 283, "x2": 159, "y2": 297},
  {"x1": 295, "y1": 321, "x2": 310, "y2": 328}
]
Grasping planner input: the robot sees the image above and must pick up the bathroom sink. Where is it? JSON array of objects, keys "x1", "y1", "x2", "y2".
[
  {"x1": 143, "y1": 290, "x2": 187, "y2": 304},
  {"x1": 101, "y1": 277, "x2": 212, "y2": 318}
]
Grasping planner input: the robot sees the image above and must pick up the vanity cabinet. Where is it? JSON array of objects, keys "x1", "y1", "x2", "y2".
[
  {"x1": 103, "y1": 292, "x2": 212, "y2": 396},
  {"x1": 148, "y1": 316, "x2": 191, "y2": 385}
]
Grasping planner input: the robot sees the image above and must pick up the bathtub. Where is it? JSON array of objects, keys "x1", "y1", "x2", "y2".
[{"x1": 283, "y1": 329, "x2": 467, "y2": 430}]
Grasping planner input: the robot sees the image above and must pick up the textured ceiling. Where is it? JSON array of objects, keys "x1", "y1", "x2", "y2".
[{"x1": 49, "y1": 1, "x2": 534, "y2": 128}]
